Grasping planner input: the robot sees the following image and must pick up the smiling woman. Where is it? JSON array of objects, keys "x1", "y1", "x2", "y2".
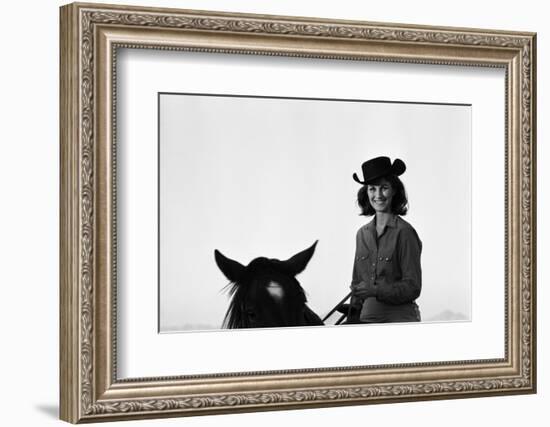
[{"x1": 349, "y1": 157, "x2": 422, "y2": 324}]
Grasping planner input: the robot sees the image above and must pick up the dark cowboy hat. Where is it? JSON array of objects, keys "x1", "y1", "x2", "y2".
[{"x1": 352, "y1": 156, "x2": 406, "y2": 185}]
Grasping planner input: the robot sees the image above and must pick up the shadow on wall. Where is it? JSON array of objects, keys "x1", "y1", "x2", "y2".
[{"x1": 35, "y1": 404, "x2": 58, "y2": 419}]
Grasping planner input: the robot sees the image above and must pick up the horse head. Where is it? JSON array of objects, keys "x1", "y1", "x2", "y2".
[{"x1": 214, "y1": 241, "x2": 324, "y2": 329}]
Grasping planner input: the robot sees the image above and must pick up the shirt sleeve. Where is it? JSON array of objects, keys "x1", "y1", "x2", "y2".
[
  {"x1": 375, "y1": 227, "x2": 422, "y2": 305},
  {"x1": 350, "y1": 229, "x2": 362, "y2": 285},
  {"x1": 351, "y1": 259, "x2": 361, "y2": 287},
  {"x1": 350, "y1": 230, "x2": 364, "y2": 307}
]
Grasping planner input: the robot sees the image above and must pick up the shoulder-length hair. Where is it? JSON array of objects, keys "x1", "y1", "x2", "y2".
[{"x1": 357, "y1": 174, "x2": 409, "y2": 216}]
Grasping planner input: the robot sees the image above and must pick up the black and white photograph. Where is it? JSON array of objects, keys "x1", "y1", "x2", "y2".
[{"x1": 158, "y1": 93, "x2": 472, "y2": 332}]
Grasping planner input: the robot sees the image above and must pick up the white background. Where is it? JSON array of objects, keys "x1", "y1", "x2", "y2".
[{"x1": 0, "y1": 0, "x2": 546, "y2": 426}]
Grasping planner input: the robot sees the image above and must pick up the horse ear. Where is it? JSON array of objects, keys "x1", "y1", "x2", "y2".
[
  {"x1": 214, "y1": 249, "x2": 246, "y2": 282},
  {"x1": 282, "y1": 240, "x2": 318, "y2": 276}
]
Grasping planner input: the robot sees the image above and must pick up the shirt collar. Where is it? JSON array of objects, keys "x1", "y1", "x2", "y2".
[{"x1": 366, "y1": 214, "x2": 398, "y2": 230}]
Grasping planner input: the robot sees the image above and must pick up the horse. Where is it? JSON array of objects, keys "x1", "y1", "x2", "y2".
[{"x1": 214, "y1": 241, "x2": 324, "y2": 329}]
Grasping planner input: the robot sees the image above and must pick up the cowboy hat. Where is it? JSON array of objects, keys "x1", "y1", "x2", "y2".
[{"x1": 352, "y1": 156, "x2": 406, "y2": 185}]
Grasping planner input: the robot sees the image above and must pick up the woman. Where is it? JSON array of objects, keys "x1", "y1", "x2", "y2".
[{"x1": 348, "y1": 156, "x2": 422, "y2": 323}]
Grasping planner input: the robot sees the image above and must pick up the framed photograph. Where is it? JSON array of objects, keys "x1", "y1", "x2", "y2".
[{"x1": 60, "y1": 2, "x2": 537, "y2": 423}]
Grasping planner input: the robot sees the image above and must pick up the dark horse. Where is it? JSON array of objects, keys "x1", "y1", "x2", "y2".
[{"x1": 214, "y1": 241, "x2": 324, "y2": 329}]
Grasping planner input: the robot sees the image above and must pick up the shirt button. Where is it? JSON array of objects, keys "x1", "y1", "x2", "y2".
[
  {"x1": 385, "y1": 257, "x2": 390, "y2": 261},
  {"x1": 379, "y1": 257, "x2": 383, "y2": 261}
]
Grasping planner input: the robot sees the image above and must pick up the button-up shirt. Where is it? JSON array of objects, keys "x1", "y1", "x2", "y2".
[{"x1": 351, "y1": 215, "x2": 422, "y2": 323}]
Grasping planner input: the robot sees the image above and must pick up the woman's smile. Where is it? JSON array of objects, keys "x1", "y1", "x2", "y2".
[{"x1": 367, "y1": 179, "x2": 395, "y2": 213}]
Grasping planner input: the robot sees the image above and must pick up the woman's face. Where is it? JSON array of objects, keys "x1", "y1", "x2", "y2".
[{"x1": 367, "y1": 179, "x2": 395, "y2": 213}]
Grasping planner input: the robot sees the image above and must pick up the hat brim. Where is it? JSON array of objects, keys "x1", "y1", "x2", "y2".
[{"x1": 352, "y1": 173, "x2": 364, "y2": 184}]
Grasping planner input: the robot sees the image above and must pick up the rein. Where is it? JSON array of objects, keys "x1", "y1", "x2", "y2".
[{"x1": 322, "y1": 291, "x2": 352, "y2": 324}]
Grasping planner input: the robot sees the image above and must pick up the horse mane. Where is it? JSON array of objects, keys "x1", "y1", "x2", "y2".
[{"x1": 222, "y1": 280, "x2": 247, "y2": 329}]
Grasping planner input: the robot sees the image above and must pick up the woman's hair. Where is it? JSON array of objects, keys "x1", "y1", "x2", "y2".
[{"x1": 357, "y1": 174, "x2": 408, "y2": 216}]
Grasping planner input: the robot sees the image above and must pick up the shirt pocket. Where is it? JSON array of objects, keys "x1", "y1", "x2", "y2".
[
  {"x1": 355, "y1": 251, "x2": 370, "y2": 261},
  {"x1": 355, "y1": 251, "x2": 371, "y2": 278},
  {"x1": 378, "y1": 251, "x2": 396, "y2": 278}
]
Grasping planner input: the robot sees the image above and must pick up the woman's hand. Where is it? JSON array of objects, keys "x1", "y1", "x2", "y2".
[{"x1": 351, "y1": 281, "x2": 377, "y2": 298}]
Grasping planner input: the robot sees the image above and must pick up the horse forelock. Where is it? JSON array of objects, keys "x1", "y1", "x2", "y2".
[{"x1": 222, "y1": 260, "x2": 309, "y2": 328}]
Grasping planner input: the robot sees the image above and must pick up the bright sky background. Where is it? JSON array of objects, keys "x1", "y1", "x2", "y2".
[{"x1": 159, "y1": 94, "x2": 471, "y2": 332}]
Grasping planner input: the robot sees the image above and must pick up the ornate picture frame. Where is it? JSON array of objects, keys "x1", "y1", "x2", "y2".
[{"x1": 60, "y1": 2, "x2": 536, "y2": 423}]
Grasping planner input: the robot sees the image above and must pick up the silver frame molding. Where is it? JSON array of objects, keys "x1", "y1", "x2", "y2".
[{"x1": 60, "y1": 2, "x2": 536, "y2": 423}]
